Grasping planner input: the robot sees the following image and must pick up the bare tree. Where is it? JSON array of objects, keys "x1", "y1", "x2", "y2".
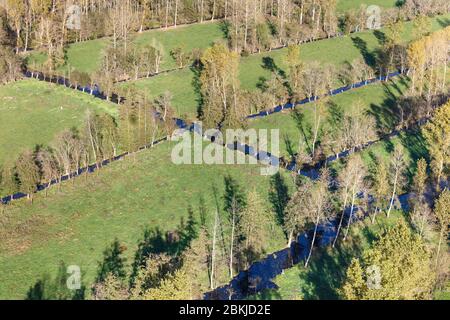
[{"x1": 386, "y1": 144, "x2": 406, "y2": 218}]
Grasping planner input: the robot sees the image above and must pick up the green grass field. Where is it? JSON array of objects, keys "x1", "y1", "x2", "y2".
[
  {"x1": 0, "y1": 79, "x2": 117, "y2": 166},
  {"x1": 1, "y1": 5, "x2": 447, "y2": 301},
  {"x1": 337, "y1": 0, "x2": 399, "y2": 12},
  {"x1": 123, "y1": 14, "x2": 449, "y2": 119},
  {"x1": 26, "y1": 1, "x2": 398, "y2": 75},
  {"x1": 27, "y1": 22, "x2": 225, "y2": 75},
  {"x1": 0, "y1": 141, "x2": 294, "y2": 299}
]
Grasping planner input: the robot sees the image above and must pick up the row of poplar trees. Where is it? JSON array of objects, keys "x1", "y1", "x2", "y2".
[{"x1": 0, "y1": 88, "x2": 175, "y2": 203}]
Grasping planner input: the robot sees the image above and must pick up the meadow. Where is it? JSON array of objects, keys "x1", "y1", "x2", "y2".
[
  {"x1": 0, "y1": 79, "x2": 117, "y2": 166},
  {"x1": 26, "y1": 0, "x2": 398, "y2": 76},
  {"x1": 6, "y1": 13, "x2": 443, "y2": 169},
  {"x1": 0, "y1": 141, "x2": 294, "y2": 299},
  {"x1": 0, "y1": 3, "x2": 447, "y2": 301},
  {"x1": 122, "y1": 14, "x2": 450, "y2": 119},
  {"x1": 336, "y1": 0, "x2": 399, "y2": 12},
  {"x1": 26, "y1": 22, "x2": 225, "y2": 75}
]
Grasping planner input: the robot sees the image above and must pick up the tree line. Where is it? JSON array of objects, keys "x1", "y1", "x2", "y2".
[
  {"x1": 222, "y1": 0, "x2": 449, "y2": 54},
  {"x1": 10, "y1": 72, "x2": 450, "y2": 301},
  {"x1": 0, "y1": 88, "x2": 176, "y2": 204},
  {"x1": 281, "y1": 25, "x2": 449, "y2": 168},
  {"x1": 1, "y1": 26, "x2": 447, "y2": 202},
  {"x1": 2, "y1": 0, "x2": 448, "y2": 54},
  {"x1": 24, "y1": 101, "x2": 450, "y2": 299},
  {"x1": 1, "y1": 0, "x2": 448, "y2": 83},
  {"x1": 25, "y1": 176, "x2": 276, "y2": 300},
  {"x1": 195, "y1": 24, "x2": 448, "y2": 170},
  {"x1": 281, "y1": 98, "x2": 449, "y2": 298}
]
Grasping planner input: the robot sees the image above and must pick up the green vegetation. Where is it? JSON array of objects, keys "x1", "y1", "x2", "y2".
[
  {"x1": 249, "y1": 76, "x2": 411, "y2": 158},
  {"x1": 434, "y1": 283, "x2": 450, "y2": 300},
  {"x1": 0, "y1": 141, "x2": 293, "y2": 299},
  {"x1": 0, "y1": 79, "x2": 117, "y2": 166},
  {"x1": 337, "y1": 0, "x2": 399, "y2": 12},
  {"x1": 0, "y1": 1, "x2": 448, "y2": 302},
  {"x1": 122, "y1": 14, "x2": 450, "y2": 118},
  {"x1": 27, "y1": 22, "x2": 224, "y2": 75},
  {"x1": 24, "y1": 0, "x2": 400, "y2": 75},
  {"x1": 250, "y1": 211, "x2": 411, "y2": 300}
]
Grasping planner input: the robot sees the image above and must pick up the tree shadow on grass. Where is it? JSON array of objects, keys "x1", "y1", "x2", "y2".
[
  {"x1": 129, "y1": 210, "x2": 198, "y2": 285},
  {"x1": 327, "y1": 101, "x2": 344, "y2": 131},
  {"x1": 262, "y1": 57, "x2": 286, "y2": 79},
  {"x1": 191, "y1": 64, "x2": 204, "y2": 120},
  {"x1": 291, "y1": 109, "x2": 312, "y2": 155},
  {"x1": 219, "y1": 20, "x2": 232, "y2": 40},
  {"x1": 26, "y1": 261, "x2": 86, "y2": 300},
  {"x1": 96, "y1": 238, "x2": 128, "y2": 284},
  {"x1": 368, "y1": 85, "x2": 402, "y2": 135},
  {"x1": 373, "y1": 30, "x2": 387, "y2": 46},
  {"x1": 268, "y1": 172, "x2": 290, "y2": 229},
  {"x1": 436, "y1": 18, "x2": 450, "y2": 28},
  {"x1": 284, "y1": 134, "x2": 295, "y2": 159},
  {"x1": 351, "y1": 36, "x2": 376, "y2": 68},
  {"x1": 398, "y1": 131, "x2": 430, "y2": 184},
  {"x1": 298, "y1": 231, "x2": 366, "y2": 299}
]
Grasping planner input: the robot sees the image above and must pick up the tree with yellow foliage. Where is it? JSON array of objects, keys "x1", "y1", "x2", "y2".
[
  {"x1": 434, "y1": 190, "x2": 450, "y2": 269},
  {"x1": 341, "y1": 221, "x2": 435, "y2": 300},
  {"x1": 422, "y1": 101, "x2": 450, "y2": 189},
  {"x1": 144, "y1": 266, "x2": 192, "y2": 300},
  {"x1": 200, "y1": 43, "x2": 246, "y2": 130}
]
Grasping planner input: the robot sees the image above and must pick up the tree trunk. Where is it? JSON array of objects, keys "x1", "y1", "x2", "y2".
[
  {"x1": 435, "y1": 229, "x2": 443, "y2": 269},
  {"x1": 210, "y1": 210, "x2": 219, "y2": 290},
  {"x1": 229, "y1": 208, "x2": 236, "y2": 279},
  {"x1": 305, "y1": 216, "x2": 320, "y2": 268},
  {"x1": 371, "y1": 206, "x2": 380, "y2": 224},
  {"x1": 386, "y1": 172, "x2": 398, "y2": 218},
  {"x1": 332, "y1": 191, "x2": 349, "y2": 248},
  {"x1": 287, "y1": 230, "x2": 294, "y2": 248},
  {"x1": 344, "y1": 190, "x2": 357, "y2": 241},
  {"x1": 211, "y1": 0, "x2": 216, "y2": 21},
  {"x1": 174, "y1": 0, "x2": 179, "y2": 27},
  {"x1": 419, "y1": 213, "x2": 426, "y2": 237},
  {"x1": 311, "y1": 112, "x2": 321, "y2": 157}
]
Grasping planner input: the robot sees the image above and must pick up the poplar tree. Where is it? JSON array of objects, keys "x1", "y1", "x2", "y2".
[
  {"x1": 371, "y1": 159, "x2": 390, "y2": 223},
  {"x1": 284, "y1": 179, "x2": 310, "y2": 248},
  {"x1": 422, "y1": 101, "x2": 450, "y2": 190},
  {"x1": 16, "y1": 150, "x2": 40, "y2": 202},
  {"x1": 144, "y1": 266, "x2": 191, "y2": 300},
  {"x1": 412, "y1": 15, "x2": 432, "y2": 39},
  {"x1": 341, "y1": 221, "x2": 435, "y2": 300},
  {"x1": 304, "y1": 169, "x2": 332, "y2": 268},
  {"x1": 223, "y1": 176, "x2": 247, "y2": 279},
  {"x1": 285, "y1": 45, "x2": 303, "y2": 101},
  {"x1": 387, "y1": 144, "x2": 406, "y2": 218},
  {"x1": 200, "y1": 43, "x2": 242, "y2": 130},
  {"x1": 410, "y1": 158, "x2": 433, "y2": 236},
  {"x1": 183, "y1": 228, "x2": 210, "y2": 298},
  {"x1": 434, "y1": 190, "x2": 450, "y2": 269},
  {"x1": 239, "y1": 189, "x2": 269, "y2": 268},
  {"x1": 334, "y1": 155, "x2": 366, "y2": 246}
]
